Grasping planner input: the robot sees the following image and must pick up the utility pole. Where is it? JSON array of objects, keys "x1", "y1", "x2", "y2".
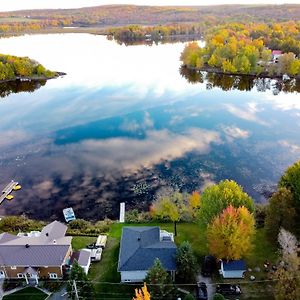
[{"x1": 73, "y1": 280, "x2": 79, "y2": 300}]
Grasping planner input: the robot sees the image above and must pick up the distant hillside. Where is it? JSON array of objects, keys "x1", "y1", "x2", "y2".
[{"x1": 0, "y1": 4, "x2": 300, "y2": 31}]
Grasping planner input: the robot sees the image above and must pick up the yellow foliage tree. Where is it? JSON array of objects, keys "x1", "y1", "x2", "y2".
[
  {"x1": 133, "y1": 283, "x2": 151, "y2": 300},
  {"x1": 207, "y1": 205, "x2": 255, "y2": 260},
  {"x1": 189, "y1": 191, "x2": 201, "y2": 218}
]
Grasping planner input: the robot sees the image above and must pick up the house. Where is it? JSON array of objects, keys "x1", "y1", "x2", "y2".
[
  {"x1": 0, "y1": 221, "x2": 73, "y2": 284},
  {"x1": 272, "y1": 50, "x2": 283, "y2": 63},
  {"x1": 220, "y1": 260, "x2": 247, "y2": 279},
  {"x1": 118, "y1": 227, "x2": 177, "y2": 282}
]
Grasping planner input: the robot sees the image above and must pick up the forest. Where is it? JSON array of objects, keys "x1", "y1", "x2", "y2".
[
  {"x1": 0, "y1": 4, "x2": 300, "y2": 35},
  {"x1": 0, "y1": 54, "x2": 57, "y2": 81},
  {"x1": 180, "y1": 21, "x2": 300, "y2": 77}
]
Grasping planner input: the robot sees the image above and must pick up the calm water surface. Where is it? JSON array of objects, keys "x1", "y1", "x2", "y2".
[{"x1": 0, "y1": 34, "x2": 299, "y2": 220}]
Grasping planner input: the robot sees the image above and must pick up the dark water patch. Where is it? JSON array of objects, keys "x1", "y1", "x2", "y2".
[{"x1": 0, "y1": 79, "x2": 46, "y2": 98}]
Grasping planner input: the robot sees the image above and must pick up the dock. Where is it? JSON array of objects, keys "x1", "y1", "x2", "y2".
[{"x1": 0, "y1": 181, "x2": 19, "y2": 205}]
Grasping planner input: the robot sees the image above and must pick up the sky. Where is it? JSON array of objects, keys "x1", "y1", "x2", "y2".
[{"x1": 0, "y1": 0, "x2": 300, "y2": 12}]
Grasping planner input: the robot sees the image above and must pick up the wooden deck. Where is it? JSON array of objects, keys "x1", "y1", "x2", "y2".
[{"x1": 0, "y1": 181, "x2": 18, "y2": 204}]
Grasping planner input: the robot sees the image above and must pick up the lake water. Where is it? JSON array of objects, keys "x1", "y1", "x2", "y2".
[{"x1": 0, "y1": 33, "x2": 299, "y2": 220}]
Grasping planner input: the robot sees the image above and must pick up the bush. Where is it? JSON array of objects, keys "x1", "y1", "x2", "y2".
[
  {"x1": 0, "y1": 216, "x2": 45, "y2": 233},
  {"x1": 69, "y1": 219, "x2": 90, "y2": 230},
  {"x1": 67, "y1": 219, "x2": 111, "y2": 235},
  {"x1": 213, "y1": 294, "x2": 225, "y2": 300},
  {"x1": 184, "y1": 294, "x2": 195, "y2": 300},
  {"x1": 125, "y1": 209, "x2": 152, "y2": 223}
]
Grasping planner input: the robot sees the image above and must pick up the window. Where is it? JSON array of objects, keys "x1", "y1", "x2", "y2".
[
  {"x1": 11, "y1": 266, "x2": 16, "y2": 270},
  {"x1": 49, "y1": 273, "x2": 57, "y2": 279},
  {"x1": 17, "y1": 273, "x2": 24, "y2": 278}
]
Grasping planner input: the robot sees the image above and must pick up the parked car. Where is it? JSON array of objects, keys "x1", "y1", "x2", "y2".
[
  {"x1": 201, "y1": 255, "x2": 216, "y2": 277},
  {"x1": 196, "y1": 282, "x2": 208, "y2": 300},
  {"x1": 86, "y1": 242, "x2": 100, "y2": 249},
  {"x1": 216, "y1": 284, "x2": 241, "y2": 295}
]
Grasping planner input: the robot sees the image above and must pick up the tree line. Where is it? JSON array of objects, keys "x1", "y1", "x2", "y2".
[
  {"x1": 107, "y1": 23, "x2": 204, "y2": 43},
  {"x1": 181, "y1": 21, "x2": 300, "y2": 77},
  {"x1": 1, "y1": 4, "x2": 300, "y2": 35}
]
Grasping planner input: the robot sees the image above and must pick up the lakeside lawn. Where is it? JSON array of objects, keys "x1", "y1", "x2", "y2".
[
  {"x1": 74, "y1": 222, "x2": 278, "y2": 299},
  {"x1": 3, "y1": 287, "x2": 47, "y2": 300}
]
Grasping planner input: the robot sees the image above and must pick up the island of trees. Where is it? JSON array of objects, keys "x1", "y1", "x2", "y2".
[
  {"x1": 0, "y1": 53, "x2": 60, "y2": 82},
  {"x1": 181, "y1": 21, "x2": 300, "y2": 78}
]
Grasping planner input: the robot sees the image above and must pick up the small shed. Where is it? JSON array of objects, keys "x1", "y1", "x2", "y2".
[
  {"x1": 71, "y1": 250, "x2": 91, "y2": 274},
  {"x1": 220, "y1": 260, "x2": 246, "y2": 279}
]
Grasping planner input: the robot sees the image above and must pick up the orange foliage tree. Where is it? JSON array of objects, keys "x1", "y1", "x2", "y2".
[
  {"x1": 207, "y1": 205, "x2": 255, "y2": 260},
  {"x1": 133, "y1": 283, "x2": 151, "y2": 300}
]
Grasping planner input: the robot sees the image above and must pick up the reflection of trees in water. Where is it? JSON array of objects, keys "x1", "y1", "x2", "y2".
[
  {"x1": 180, "y1": 66, "x2": 300, "y2": 94},
  {"x1": 0, "y1": 80, "x2": 46, "y2": 99},
  {"x1": 110, "y1": 35, "x2": 201, "y2": 47}
]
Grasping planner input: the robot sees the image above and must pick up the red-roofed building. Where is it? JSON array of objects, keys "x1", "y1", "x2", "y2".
[{"x1": 272, "y1": 50, "x2": 283, "y2": 63}]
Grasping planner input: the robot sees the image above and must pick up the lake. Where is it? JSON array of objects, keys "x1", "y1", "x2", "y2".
[{"x1": 0, "y1": 33, "x2": 299, "y2": 220}]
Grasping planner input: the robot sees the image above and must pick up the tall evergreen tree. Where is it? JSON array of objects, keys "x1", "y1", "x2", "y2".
[
  {"x1": 176, "y1": 241, "x2": 198, "y2": 283},
  {"x1": 67, "y1": 260, "x2": 94, "y2": 300},
  {"x1": 145, "y1": 259, "x2": 176, "y2": 300}
]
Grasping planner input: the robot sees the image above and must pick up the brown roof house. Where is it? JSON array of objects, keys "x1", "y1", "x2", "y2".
[{"x1": 0, "y1": 221, "x2": 73, "y2": 284}]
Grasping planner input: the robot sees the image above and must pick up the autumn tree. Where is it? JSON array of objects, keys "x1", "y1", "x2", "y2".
[
  {"x1": 277, "y1": 52, "x2": 297, "y2": 75},
  {"x1": 188, "y1": 191, "x2": 201, "y2": 219},
  {"x1": 199, "y1": 180, "x2": 254, "y2": 225},
  {"x1": 151, "y1": 196, "x2": 180, "y2": 236},
  {"x1": 176, "y1": 242, "x2": 198, "y2": 283},
  {"x1": 133, "y1": 283, "x2": 151, "y2": 300},
  {"x1": 151, "y1": 190, "x2": 196, "y2": 235},
  {"x1": 265, "y1": 188, "x2": 296, "y2": 241},
  {"x1": 279, "y1": 160, "x2": 300, "y2": 213},
  {"x1": 207, "y1": 205, "x2": 255, "y2": 260},
  {"x1": 145, "y1": 259, "x2": 175, "y2": 300},
  {"x1": 180, "y1": 42, "x2": 204, "y2": 68},
  {"x1": 273, "y1": 229, "x2": 300, "y2": 300}
]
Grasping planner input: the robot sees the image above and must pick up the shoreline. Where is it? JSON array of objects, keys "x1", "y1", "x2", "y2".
[
  {"x1": 182, "y1": 65, "x2": 300, "y2": 80},
  {"x1": 0, "y1": 71, "x2": 66, "y2": 84}
]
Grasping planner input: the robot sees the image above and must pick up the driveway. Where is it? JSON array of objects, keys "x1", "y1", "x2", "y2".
[
  {"x1": 197, "y1": 274, "x2": 215, "y2": 300},
  {"x1": 46, "y1": 286, "x2": 68, "y2": 300}
]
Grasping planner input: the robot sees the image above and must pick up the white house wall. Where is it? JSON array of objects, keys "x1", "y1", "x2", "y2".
[
  {"x1": 120, "y1": 271, "x2": 148, "y2": 282},
  {"x1": 222, "y1": 270, "x2": 245, "y2": 278}
]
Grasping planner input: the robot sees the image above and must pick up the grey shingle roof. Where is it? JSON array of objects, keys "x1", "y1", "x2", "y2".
[
  {"x1": 0, "y1": 245, "x2": 70, "y2": 266},
  {"x1": 78, "y1": 250, "x2": 91, "y2": 266},
  {"x1": 0, "y1": 221, "x2": 71, "y2": 268},
  {"x1": 0, "y1": 233, "x2": 19, "y2": 243},
  {"x1": 41, "y1": 220, "x2": 67, "y2": 240},
  {"x1": 118, "y1": 227, "x2": 177, "y2": 272}
]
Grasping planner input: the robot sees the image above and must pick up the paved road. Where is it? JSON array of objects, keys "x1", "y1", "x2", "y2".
[{"x1": 197, "y1": 274, "x2": 215, "y2": 300}]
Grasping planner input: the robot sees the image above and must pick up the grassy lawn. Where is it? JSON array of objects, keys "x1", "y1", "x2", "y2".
[
  {"x1": 3, "y1": 287, "x2": 47, "y2": 300},
  {"x1": 72, "y1": 223, "x2": 277, "y2": 299},
  {"x1": 71, "y1": 236, "x2": 97, "y2": 251}
]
